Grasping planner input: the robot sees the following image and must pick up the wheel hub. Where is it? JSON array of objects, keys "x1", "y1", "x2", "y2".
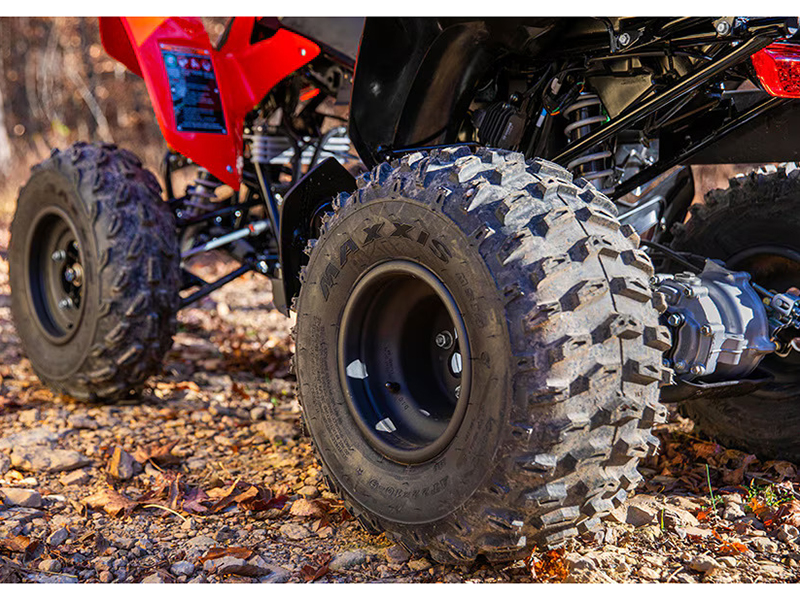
[
  {"x1": 27, "y1": 208, "x2": 86, "y2": 343},
  {"x1": 338, "y1": 260, "x2": 471, "y2": 464}
]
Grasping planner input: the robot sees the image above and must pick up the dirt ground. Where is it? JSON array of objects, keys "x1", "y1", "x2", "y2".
[{"x1": 1, "y1": 212, "x2": 800, "y2": 584}]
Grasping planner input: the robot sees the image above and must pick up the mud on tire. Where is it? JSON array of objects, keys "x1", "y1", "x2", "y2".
[
  {"x1": 9, "y1": 142, "x2": 180, "y2": 401},
  {"x1": 294, "y1": 147, "x2": 669, "y2": 564}
]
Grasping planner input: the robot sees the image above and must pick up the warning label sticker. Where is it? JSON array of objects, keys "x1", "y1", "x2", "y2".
[{"x1": 160, "y1": 44, "x2": 227, "y2": 134}]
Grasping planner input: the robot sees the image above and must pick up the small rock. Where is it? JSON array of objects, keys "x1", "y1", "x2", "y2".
[
  {"x1": 408, "y1": 558, "x2": 432, "y2": 571},
  {"x1": 626, "y1": 504, "x2": 657, "y2": 527},
  {"x1": 107, "y1": 447, "x2": 137, "y2": 480},
  {"x1": 279, "y1": 523, "x2": 310, "y2": 540},
  {"x1": 60, "y1": 469, "x2": 91, "y2": 486},
  {"x1": 776, "y1": 524, "x2": 799, "y2": 543},
  {"x1": 385, "y1": 544, "x2": 411, "y2": 564},
  {"x1": 329, "y1": 549, "x2": 368, "y2": 572},
  {"x1": 566, "y1": 552, "x2": 597, "y2": 571},
  {"x1": 675, "y1": 525, "x2": 713, "y2": 539},
  {"x1": 723, "y1": 504, "x2": 746, "y2": 521},
  {"x1": 0, "y1": 427, "x2": 59, "y2": 451},
  {"x1": 11, "y1": 447, "x2": 91, "y2": 473},
  {"x1": 258, "y1": 565, "x2": 291, "y2": 583},
  {"x1": 298, "y1": 485, "x2": 320, "y2": 499},
  {"x1": 186, "y1": 535, "x2": 217, "y2": 547},
  {"x1": 47, "y1": 528, "x2": 69, "y2": 547},
  {"x1": 689, "y1": 555, "x2": 722, "y2": 573},
  {"x1": 38, "y1": 559, "x2": 63, "y2": 573},
  {"x1": 735, "y1": 516, "x2": 766, "y2": 531},
  {"x1": 0, "y1": 488, "x2": 43, "y2": 508},
  {"x1": 141, "y1": 573, "x2": 167, "y2": 583},
  {"x1": 289, "y1": 498, "x2": 325, "y2": 518},
  {"x1": 27, "y1": 573, "x2": 77, "y2": 583},
  {"x1": 723, "y1": 493, "x2": 744, "y2": 505},
  {"x1": 637, "y1": 566, "x2": 660, "y2": 580},
  {"x1": 203, "y1": 556, "x2": 269, "y2": 577},
  {"x1": 99, "y1": 571, "x2": 114, "y2": 583},
  {"x1": 751, "y1": 537, "x2": 779, "y2": 553},
  {"x1": 170, "y1": 561, "x2": 196, "y2": 577},
  {"x1": 254, "y1": 420, "x2": 296, "y2": 442},
  {"x1": 18, "y1": 409, "x2": 40, "y2": 426},
  {"x1": 250, "y1": 406, "x2": 267, "y2": 421},
  {"x1": 68, "y1": 415, "x2": 99, "y2": 430},
  {"x1": 0, "y1": 453, "x2": 10, "y2": 475},
  {"x1": 719, "y1": 556, "x2": 738, "y2": 568}
]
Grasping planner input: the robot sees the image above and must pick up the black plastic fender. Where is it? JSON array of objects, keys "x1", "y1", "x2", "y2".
[{"x1": 275, "y1": 157, "x2": 357, "y2": 315}]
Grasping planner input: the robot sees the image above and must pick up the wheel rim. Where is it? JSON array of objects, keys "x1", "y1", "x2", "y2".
[
  {"x1": 26, "y1": 207, "x2": 86, "y2": 344},
  {"x1": 338, "y1": 260, "x2": 471, "y2": 464},
  {"x1": 727, "y1": 245, "x2": 800, "y2": 392}
]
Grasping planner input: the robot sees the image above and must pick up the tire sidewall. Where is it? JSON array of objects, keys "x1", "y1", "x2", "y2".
[
  {"x1": 10, "y1": 166, "x2": 100, "y2": 380},
  {"x1": 296, "y1": 196, "x2": 512, "y2": 524}
]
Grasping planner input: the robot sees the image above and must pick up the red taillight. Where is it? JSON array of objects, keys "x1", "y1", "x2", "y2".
[{"x1": 752, "y1": 42, "x2": 800, "y2": 98}]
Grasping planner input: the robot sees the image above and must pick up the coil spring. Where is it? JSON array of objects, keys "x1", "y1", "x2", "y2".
[
  {"x1": 183, "y1": 168, "x2": 223, "y2": 218},
  {"x1": 563, "y1": 93, "x2": 615, "y2": 193}
]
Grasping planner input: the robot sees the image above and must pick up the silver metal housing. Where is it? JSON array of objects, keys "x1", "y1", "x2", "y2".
[{"x1": 655, "y1": 260, "x2": 775, "y2": 381}]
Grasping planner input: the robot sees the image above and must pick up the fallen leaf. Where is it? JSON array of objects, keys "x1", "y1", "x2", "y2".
[
  {"x1": 132, "y1": 441, "x2": 180, "y2": 466},
  {"x1": 298, "y1": 554, "x2": 331, "y2": 582},
  {"x1": 200, "y1": 547, "x2": 253, "y2": 562},
  {"x1": 182, "y1": 487, "x2": 210, "y2": 514},
  {"x1": 718, "y1": 541, "x2": 747, "y2": 556},
  {"x1": 82, "y1": 487, "x2": 138, "y2": 517},
  {"x1": 527, "y1": 548, "x2": 568, "y2": 583}
]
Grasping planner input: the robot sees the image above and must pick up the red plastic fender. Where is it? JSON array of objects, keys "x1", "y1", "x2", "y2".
[{"x1": 99, "y1": 17, "x2": 320, "y2": 188}]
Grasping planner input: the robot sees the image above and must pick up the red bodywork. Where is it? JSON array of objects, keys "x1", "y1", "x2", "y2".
[{"x1": 99, "y1": 17, "x2": 320, "y2": 188}]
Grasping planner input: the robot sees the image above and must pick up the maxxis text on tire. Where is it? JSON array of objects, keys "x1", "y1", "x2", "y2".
[
  {"x1": 294, "y1": 147, "x2": 669, "y2": 564},
  {"x1": 671, "y1": 167, "x2": 800, "y2": 462},
  {"x1": 9, "y1": 142, "x2": 180, "y2": 401}
]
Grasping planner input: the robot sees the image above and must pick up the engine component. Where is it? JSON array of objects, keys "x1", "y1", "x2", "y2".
[
  {"x1": 751, "y1": 283, "x2": 800, "y2": 349},
  {"x1": 563, "y1": 92, "x2": 615, "y2": 193},
  {"x1": 655, "y1": 260, "x2": 776, "y2": 381},
  {"x1": 247, "y1": 127, "x2": 351, "y2": 167},
  {"x1": 474, "y1": 102, "x2": 526, "y2": 149}
]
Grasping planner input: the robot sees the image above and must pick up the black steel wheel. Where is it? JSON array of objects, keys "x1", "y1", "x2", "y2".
[
  {"x1": 9, "y1": 142, "x2": 180, "y2": 401},
  {"x1": 672, "y1": 168, "x2": 800, "y2": 461},
  {"x1": 294, "y1": 147, "x2": 667, "y2": 564}
]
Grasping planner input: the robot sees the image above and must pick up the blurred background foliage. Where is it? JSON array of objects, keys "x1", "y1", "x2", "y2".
[{"x1": 0, "y1": 17, "x2": 228, "y2": 213}]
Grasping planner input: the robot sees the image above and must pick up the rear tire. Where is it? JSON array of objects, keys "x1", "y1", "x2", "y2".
[
  {"x1": 671, "y1": 168, "x2": 800, "y2": 461},
  {"x1": 9, "y1": 142, "x2": 180, "y2": 401},
  {"x1": 294, "y1": 147, "x2": 668, "y2": 563}
]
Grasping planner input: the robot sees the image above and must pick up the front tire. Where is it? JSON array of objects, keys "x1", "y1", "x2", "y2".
[
  {"x1": 295, "y1": 147, "x2": 668, "y2": 563},
  {"x1": 9, "y1": 142, "x2": 180, "y2": 401}
]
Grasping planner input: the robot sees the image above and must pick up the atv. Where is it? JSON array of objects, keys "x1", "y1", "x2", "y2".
[{"x1": 10, "y1": 16, "x2": 800, "y2": 564}]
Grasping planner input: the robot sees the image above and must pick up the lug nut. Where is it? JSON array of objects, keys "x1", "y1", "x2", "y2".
[
  {"x1": 667, "y1": 313, "x2": 684, "y2": 327},
  {"x1": 51, "y1": 250, "x2": 66, "y2": 262},
  {"x1": 716, "y1": 21, "x2": 731, "y2": 35},
  {"x1": 674, "y1": 360, "x2": 687, "y2": 372},
  {"x1": 58, "y1": 298, "x2": 74, "y2": 310},
  {"x1": 64, "y1": 267, "x2": 76, "y2": 283},
  {"x1": 435, "y1": 331, "x2": 454, "y2": 349},
  {"x1": 700, "y1": 325, "x2": 713, "y2": 336}
]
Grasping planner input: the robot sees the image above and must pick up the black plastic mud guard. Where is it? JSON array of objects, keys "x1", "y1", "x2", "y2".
[{"x1": 274, "y1": 157, "x2": 357, "y2": 315}]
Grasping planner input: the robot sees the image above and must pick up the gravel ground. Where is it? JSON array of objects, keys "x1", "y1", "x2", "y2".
[{"x1": 1, "y1": 217, "x2": 800, "y2": 583}]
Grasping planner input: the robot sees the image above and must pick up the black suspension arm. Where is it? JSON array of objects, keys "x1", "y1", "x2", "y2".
[{"x1": 553, "y1": 32, "x2": 779, "y2": 167}]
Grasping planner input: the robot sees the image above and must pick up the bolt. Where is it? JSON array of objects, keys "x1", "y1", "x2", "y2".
[
  {"x1": 454, "y1": 385, "x2": 461, "y2": 399},
  {"x1": 700, "y1": 325, "x2": 713, "y2": 336},
  {"x1": 58, "y1": 298, "x2": 74, "y2": 310},
  {"x1": 234, "y1": 210, "x2": 242, "y2": 219},
  {"x1": 51, "y1": 250, "x2": 66, "y2": 262},
  {"x1": 618, "y1": 32, "x2": 631, "y2": 46},
  {"x1": 684, "y1": 287, "x2": 695, "y2": 298},
  {"x1": 691, "y1": 364, "x2": 706, "y2": 376},
  {"x1": 256, "y1": 260, "x2": 269, "y2": 274},
  {"x1": 667, "y1": 313, "x2": 684, "y2": 327},
  {"x1": 649, "y1": 276, "x2": 661, "y2": 286},
  {"x1": 215, "y1": 216, "x2": 223, "y2": 224},
  {"x1": 716, "y1": 20, "x2": 731, "y2": 35},
  {"x1": 435, "y1": 331, "x2": 454, "y2": 349},
  {"x1": 64, "y1": 267, "x2": 76, "y2": 283},
  {"x1": 300, "y1": 48, "x2": 307, "y2": 57},
  {"x1": 226, "y1": 165, "x2": 233, "y2": 173},
  {"x1": 385, "y1": 381, "x2": 400, "y2": 393},
  {"x1": 662, "y1": 358, "x2": 672, "y2": 368},
  {"x1": 674, "y1": 360, "x2": 687, "y2": 372}
]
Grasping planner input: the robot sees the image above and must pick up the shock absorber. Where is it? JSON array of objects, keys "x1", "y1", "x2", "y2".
[
  {"x1": 563, "y1": 92, "x2": 615, "y2": 193},
  {"x1": 182, "y1": 168, "x2": 223, "y2": 218}
]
